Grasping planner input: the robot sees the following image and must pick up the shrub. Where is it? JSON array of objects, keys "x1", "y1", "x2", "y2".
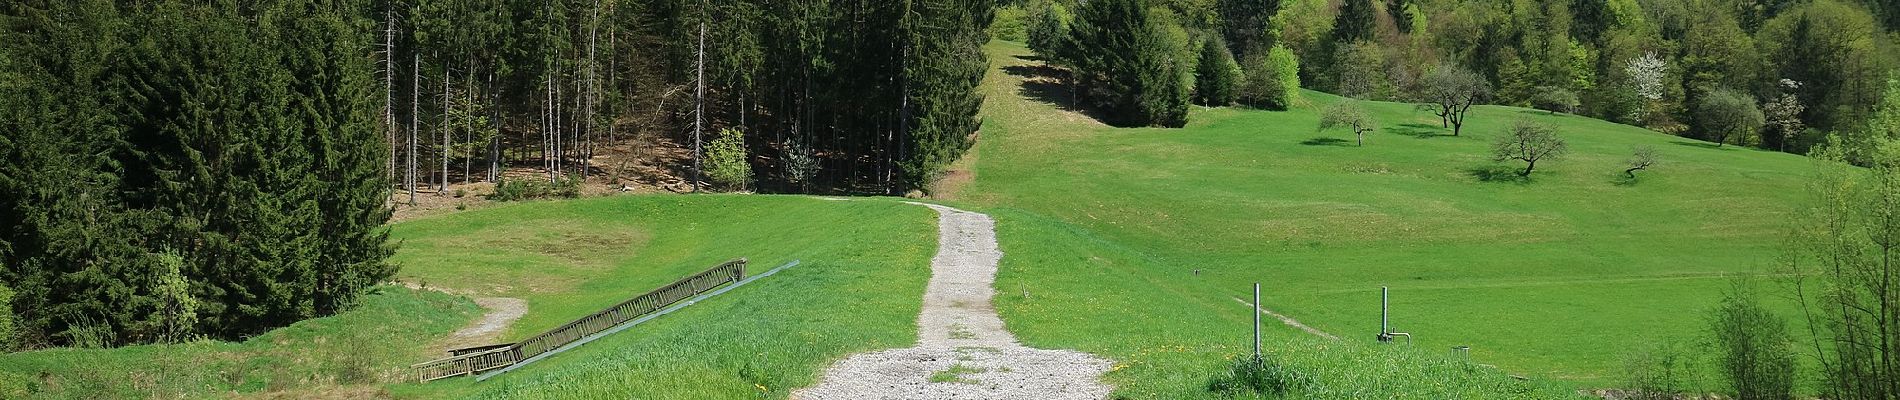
[
  {"x1": 1240, "y1": 45, "x2": 1300, "y2": 110},
  {"x1": 0, "y1": 283, "x2": 13, "y2": 351},
  {"x1": 1195, "y1": 36, "x2": 1243, "y2": 106},
  {"x1": 1708, "y1": 283, "x2": 1794, "y2": 400},
  {"x1": 488, "y1": 175, "x2": 581, "y2": 201},
  {"x1": 1694, "y1": 87, "x2": 1765, "y2": 147},
  {"x1": 704, "y1": 128, "x2": 754, "y2": 190},
  {"x1": 988, "y1": 5, "x2": 1028, "y2": 42},
  {"x1": 1620, "y1": 340, "x2": 1704, "y2": 400},
  {"x1": 1531, "y1": 86, "x2": 1581, "y2": 114},
  {"x1": 1207, "y1": 355, "x2": 1303, "y2": 397}
]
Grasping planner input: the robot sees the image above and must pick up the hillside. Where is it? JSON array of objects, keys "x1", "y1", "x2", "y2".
[{"x1": 961, "y1": 40, "x2": 1816, "y2": 395}]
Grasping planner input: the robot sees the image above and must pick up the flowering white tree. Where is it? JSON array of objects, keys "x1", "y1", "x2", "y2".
[
  {"x1": 1625, "y1": 52, "x2": 1667, "y2": 102},
  {"x1": 1624, "y1": 52, "x2": 1668, "y2": 123}
]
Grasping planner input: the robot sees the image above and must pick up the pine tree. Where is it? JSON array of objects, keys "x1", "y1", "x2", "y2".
[
  {"x1": 1195, "y1": 36, "x2": 1243, "y2": 106},
  {"x1": 1067, "y1": 0, "x2": 1191, "y2": 127}
]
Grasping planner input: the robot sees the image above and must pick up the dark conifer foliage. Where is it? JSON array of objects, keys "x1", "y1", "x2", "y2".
[{"x1": 0, "y1": 0, "x2": 394, "y2": 346}]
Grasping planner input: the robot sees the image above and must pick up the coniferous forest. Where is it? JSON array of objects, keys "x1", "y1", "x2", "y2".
[
  {"x1": 2, "y1": 0, "x2": 1897, "y2": 358},
  {"x1": 0, "y1": 0, "x2": 993, "y2": 348}
]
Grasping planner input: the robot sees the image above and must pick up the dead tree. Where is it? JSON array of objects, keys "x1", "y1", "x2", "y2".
[
  {"x1": 409, "y1": 53, "x2": 419, "y2": 205},
  {"x1": 692, "y1": 17, "x2": 706, "y2": 192}
]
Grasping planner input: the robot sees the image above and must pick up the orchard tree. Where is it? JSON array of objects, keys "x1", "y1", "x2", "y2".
[
  {"x1": 1492, "y1": 119, "x2": 1568, "y2": 176},
  {"x1": 1319, "y1": 101, "x2": 1378, "y2": 146},
  {"x1": 1420, "y1": 64, "x2": 1488, "y2": 136},
  {"x1": 1695, "y1": 88, "x2": 1765, "y2": 147}
]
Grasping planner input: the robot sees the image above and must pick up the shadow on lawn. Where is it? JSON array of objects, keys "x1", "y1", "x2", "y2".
[
  {"x1": 1300, "y1": 137, "x2": 1354, "y2": 147},
  {"x1": 1466, "y1": 165, "x2": 1532, "y2": 184},
  {"x1": 1671, "y1": 141, "x2": 1733, "y2": 150},
  {"x1": 1389, "y1": 123, "x2": 1451, "y2": 139},
  {"x1": 1003, "y1": 64, "x2": 1114, "y2": 124}
]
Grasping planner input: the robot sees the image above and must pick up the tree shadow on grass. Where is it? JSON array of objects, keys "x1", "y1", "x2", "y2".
[
  {"x1": 1466, "y1": 165, "x2": 1532, "y2": 184},
  {"x1": 1002, "y1": 64, "x2": 1114, "y2": 125},
  {"x1": 1300, "y1": 137, "x2": 1353, "y2": 146},
  {"x1": 1014, "y1": 54, "x2": 1046, "y2": 63},
  {"x1": 1390, "y1": 123, "x2": 1452, "y2": 139},
  {"x1": 1670, "y1": 141, "x2": 1733, "y2": 150}
]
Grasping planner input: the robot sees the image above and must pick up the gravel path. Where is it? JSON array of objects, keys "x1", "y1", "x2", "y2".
[{"x1": 794, "y1": 203, "x2": 1112, "y2": 400}]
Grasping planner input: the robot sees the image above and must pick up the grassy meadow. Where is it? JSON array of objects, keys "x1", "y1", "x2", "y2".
[
  {"x1": 0, "y1": 40, "x2": 1828, "y2": 399},
  {"x1": 962, "y1": 40, "x2": 1816, "y2": 395}
]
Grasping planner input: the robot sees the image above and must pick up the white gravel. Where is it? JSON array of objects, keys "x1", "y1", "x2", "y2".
[{"x1": 794, "y1": 203, "x2": 1112, "y2": 400}]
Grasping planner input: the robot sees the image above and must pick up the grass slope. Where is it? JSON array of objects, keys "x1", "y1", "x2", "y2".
[
  {"x1": 0, "y1": 195, "x2": 935, "y2": 400},
  {"x1": 386, "y1": 195, "x2": 937, "y2": 399},
  {"x1": 0, "y1": 288, "x2": 478, "y2": 399},
  {"x1": 964, "y1": 40, "x2": 1812, "y2": 395}
]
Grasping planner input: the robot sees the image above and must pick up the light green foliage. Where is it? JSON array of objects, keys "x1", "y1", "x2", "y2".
[
  {"x1": 0, "y1": 284, "x2": 13, "y2": 351},
  {"x1": 1783, "y1": 138, "x2": 1900, "y2": 397},
  {"x1": 1319, "y1": 101, "x2": 1377, "y2": 146},
  {"x1": 704, "y1": 128, "x2": 753, "y2": 190},
  {"x1": 1239, "y1": 46, "x2": 1301, "y2": 110},
  {"x1": 1694, "y1": 88, "x2": 1765, "y2": 147},
  {"x1": 1532, "y1": 86, "x2": 1582, "y2": 115},
  {"x1": 1707, "y1": 283, "x2": 1795, "y2": 400},
  {"x1": 150, "y1": 253, "x2": 198, "y2": 344},
  {"x1": 990, "y1": 5, "x2": 1029, "y2": 42}
]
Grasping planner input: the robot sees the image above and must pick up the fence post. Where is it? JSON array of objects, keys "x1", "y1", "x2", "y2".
[{"x1": 1252, "y1": 283, "x2": 1261, "y2": 360}]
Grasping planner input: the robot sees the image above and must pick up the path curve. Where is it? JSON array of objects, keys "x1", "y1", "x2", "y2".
[{"x1": 794, "y1": 203, "x2": 1112, "y2": 399}]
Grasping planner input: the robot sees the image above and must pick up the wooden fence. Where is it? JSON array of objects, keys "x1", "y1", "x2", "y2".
[{"x1": 411, "y1": 259, "x2": 748, "y2": 382}]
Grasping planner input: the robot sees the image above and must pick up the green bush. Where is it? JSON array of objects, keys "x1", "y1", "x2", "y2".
[
  {"x1": 704, "y1": 128, "x2": 754, "y2": 190},
  {"x1": 989, "y1": 5, "x2": 1028, "y2": 42},
  {"x1": 1531, "y1": 86, "x2": 1581, "y2": 114},
  {"x1": 1240, "y1": 45, "x2": 1301, "y2": 110},
  {"x1": 1195, "y1": 36, "x2": 1243, "y2": 106},
  {"x1": 0, "y1": 283, "x2": 13, "y2": 351},
  {"x1": 1708, "y1": 284, "x2": 1794, "y2": 400},
  {"x1": 488, "y1": 175, "x2": 581, "y2": 202}
]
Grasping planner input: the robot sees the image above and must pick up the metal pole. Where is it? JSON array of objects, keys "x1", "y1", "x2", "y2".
[
  {"x1": 1252, "y1": 283, "x2": 1261, "y2": 359},
  {"x1": 1381, "y1": 286, "x2": 1389, "y2": 334}
]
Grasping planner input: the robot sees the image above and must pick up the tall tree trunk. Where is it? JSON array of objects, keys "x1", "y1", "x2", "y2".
[
  {"x1": 693, "y1": 17, "x2": 706, "y2": 192},
  {"x1": 409, "y1": 53, "x2": 419, "y2": 205},
  {"x1": 440, "y1": 61, "x2": 449, "y2": 194},
  {"x1": 385, "y1": 3, "x2": 397, "y2": 185}
]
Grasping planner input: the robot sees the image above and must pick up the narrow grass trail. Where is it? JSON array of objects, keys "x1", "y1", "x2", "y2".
[{"x1": 795, "y1": 203, "x2": 1112, "y2": 399}]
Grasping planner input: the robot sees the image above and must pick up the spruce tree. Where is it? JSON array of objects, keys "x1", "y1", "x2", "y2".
[
  {"x1": 1195, "y1": 36, "x2": 1243, "y2": 106},
  {"x1": 1067, "y1": 0, "x2": 1191, "y2": 127}
]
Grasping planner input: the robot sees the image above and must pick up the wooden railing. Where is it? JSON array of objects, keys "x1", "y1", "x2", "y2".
[{"x1": 411, "y1": 259, "x2": 748, "y2": 382}]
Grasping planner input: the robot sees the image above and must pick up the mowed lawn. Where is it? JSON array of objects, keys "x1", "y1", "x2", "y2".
[
  {"x1": 963, "y1": 40, "x2": 1814, "y2": 393},
  {"x1": 0, "y1": 195, "x2": 937, "y2": 399},
  {"x1": 386, "y1": 195, "x2": 938, "y2": 399}
]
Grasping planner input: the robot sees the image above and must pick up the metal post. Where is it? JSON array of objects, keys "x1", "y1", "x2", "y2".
[
  {"x1": 1380, "y1": 286, "x2": 1390, "y2": 334},
  {"x1": 1252, "y1": 283, "x2": 1261, "y2": 359}
]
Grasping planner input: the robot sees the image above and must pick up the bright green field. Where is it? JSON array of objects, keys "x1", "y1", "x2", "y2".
[
  {"x1": 0, "y1": 40, "x2": 1821, "y2": 399},
  {"x1": 963, "y1": 40, "x2": 1814, "y2": 394}
]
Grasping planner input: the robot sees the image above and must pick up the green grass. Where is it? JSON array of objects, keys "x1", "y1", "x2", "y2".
[
  {"x1": 0, "y1": 287, "x2": 478, "y2": 399},
  {"x1": 386, "y1": 195, "x2": 937, "y2": 399},
  {"x1": 929, "y1": 364, "x2": 984, "y2": 384},
  {"x1": 962, "y1": 40, "x2": 1815, "y2": 396}
]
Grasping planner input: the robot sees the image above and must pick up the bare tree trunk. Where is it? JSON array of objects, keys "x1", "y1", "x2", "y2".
[
  {"x1": 440, "y1": 60, "x2": 449, "y2": 194},
  {"x1": 545, "y1": 75, "x2": 555, "y2": 183},
  {"x1": 385, "y1": 3, "x2": 397, "y2": 185},
  {"x1": 409, "y1": 53, "x2": 419, "y2": 205},
  {"x1": 692, "y1": 17, "x2": 706, "y2": 192}
]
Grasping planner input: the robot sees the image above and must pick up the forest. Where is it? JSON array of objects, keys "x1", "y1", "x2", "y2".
[
  {"x1": 0, "y1": 0, "x2": 992, "y2": 349},
  {"x1": 1, "y1": 0, "x2": 1897, "y2": 366}
]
